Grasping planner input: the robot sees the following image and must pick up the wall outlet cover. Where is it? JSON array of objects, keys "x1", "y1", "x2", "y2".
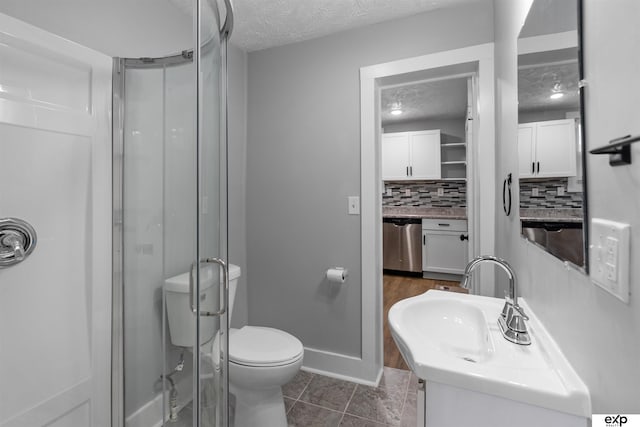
[
  {"x1": 557, "y1": 186, "x2": 565, "y2": 196},
  {"x1": 590, "y1": 218, "x2": 631, "y2": 303},
  {"x1": 531, "y1": 187, "x2": 539, "y2": 197},
  {"x1": 437, "y1": 188, "x2": 444, "y2": 196}
]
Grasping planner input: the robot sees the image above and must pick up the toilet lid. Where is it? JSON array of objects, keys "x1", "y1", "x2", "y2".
[{"x1": 229, "y1": 326, "x2": 303, "y2": 367}]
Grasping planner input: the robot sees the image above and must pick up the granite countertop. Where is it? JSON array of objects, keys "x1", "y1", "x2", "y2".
[
  {"x1": 383, "y1": 206, "x2": 467, "y2": 220},
  {"x1": 519, "y1": 208, "x2": 583, "y2": 223}
]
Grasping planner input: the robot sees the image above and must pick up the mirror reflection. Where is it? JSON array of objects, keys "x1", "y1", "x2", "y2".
[{"x1": 517, "y1": 0, "x2": 587, "y2": 270}]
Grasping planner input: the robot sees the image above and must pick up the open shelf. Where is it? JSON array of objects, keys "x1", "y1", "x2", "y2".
[
  {"x1": 441, "y1": 142, "x2": 467, "y2": 148},
  {"x1": 441, "y1": 160, "x2": 467, "y2": 165}
]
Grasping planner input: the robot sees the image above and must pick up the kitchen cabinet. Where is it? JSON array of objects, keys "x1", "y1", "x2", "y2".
[
  {"x1": 422, "y1": 219, "x2": 468, "y2": 276},
  {"x1": 518, "y1": 119, "x2": 577, "y2": 178},
  {"x1": 382, "y1": 130, "x2": 441, "y2": 180}
]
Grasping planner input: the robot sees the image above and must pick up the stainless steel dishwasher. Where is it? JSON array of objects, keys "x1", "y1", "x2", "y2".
[{"x1": 383, "y1": 217, "x2": 422, "y2": 272}]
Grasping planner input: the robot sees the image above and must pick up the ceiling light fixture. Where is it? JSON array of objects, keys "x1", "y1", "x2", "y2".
[
  {"x1": 550, "y1": 82, "x2": 565, "y2": 100},
  {"x1": 390, "y1": 101, "x2": 403, "y2": 116}
]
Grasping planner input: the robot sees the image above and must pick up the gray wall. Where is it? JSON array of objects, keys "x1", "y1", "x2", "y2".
[
  {"x1": 494, "y1": 0, "x2": 640, "y2": 412},
  {"x1": 246, "y1": 5, "x2": 493, "y2": 358}
]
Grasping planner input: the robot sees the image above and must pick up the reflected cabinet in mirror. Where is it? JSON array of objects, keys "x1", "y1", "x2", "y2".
[{"x1": 517, "y1": 0, "x2": 588, "y2": 271}]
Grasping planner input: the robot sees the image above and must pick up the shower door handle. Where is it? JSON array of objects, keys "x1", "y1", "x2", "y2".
[{"x1": 189, "y1": 257, "x2": 228, "y2": 317}]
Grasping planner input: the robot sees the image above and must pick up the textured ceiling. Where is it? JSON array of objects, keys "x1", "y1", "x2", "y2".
[
  {"x1": 381, "y1": 77, "x2": 468, "y2": 125},
  {"x1": 231, "y1": 0, "x2": 489, "y2": 51},
  {"x1": 518, "y1": 61, "x2": 580, "y2": 113},
  {"x1": 0, "y1": 0, "x2": 489, "y2": 55}
]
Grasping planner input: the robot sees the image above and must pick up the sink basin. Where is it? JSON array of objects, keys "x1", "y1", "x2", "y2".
[
  {"x1": 388, "y1": 290, "x2": 590, "y2": 418},
  {"x1": 400, "y1": 298, "x2": 493, "y2": 364}
]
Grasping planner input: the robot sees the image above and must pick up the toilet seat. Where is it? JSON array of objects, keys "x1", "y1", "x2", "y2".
[{"x1": 229, "y1": 326, "x2": 303, "y2": 367}]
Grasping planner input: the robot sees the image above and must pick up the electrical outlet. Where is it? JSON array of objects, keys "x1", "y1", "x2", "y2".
[
  {"x1": 437, "y1": 188, "x2": 444, "y2": 196},
  {"x1": 590, "y1": 218, "x2": 630, "y2": 303},
  {"x1": 532, "y1": 187, "x2": 539, "y2": 197},
  {"x1": 405, "y1": 189, "x2": 411, "y2": 196},
  {"x1": 386, "y1": 187, "x2": 393, "y2": 196},
  {"x1": 557, "y1": 186, "x2": 565, "y2": 196}
]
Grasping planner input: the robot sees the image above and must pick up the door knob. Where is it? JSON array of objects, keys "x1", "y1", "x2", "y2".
[{"x1": 460, "y1": 234, "x2": 469, "y2": 241}]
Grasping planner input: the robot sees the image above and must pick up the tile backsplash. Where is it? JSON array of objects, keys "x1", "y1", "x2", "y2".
[
  {"x1": 519, "y1": 178, "x2": 583, "y2": 209},
  {"x1": 382, "y1": 180, "x2": 466, "y2": 207}
]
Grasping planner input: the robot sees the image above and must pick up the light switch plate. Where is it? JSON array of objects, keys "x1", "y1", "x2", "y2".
[
  {"x1": 437, "y1": 188, "x2": 444, "y2": 196},
  {"x1": 590, "y1": 218, "x2": 631, "y2": 303},
  {"x1": 348, "y1": 196, "x2": 360, "y2": 215},
  {"x1": 532, "y1": 187, "x2": 539, "y2": 197}
]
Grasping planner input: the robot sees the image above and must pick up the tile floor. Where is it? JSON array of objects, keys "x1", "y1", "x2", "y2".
[
  {"x1": 172, "y1": 366, "x2": 418, "y2": 427},
  {"x1": 283, "y1": 367, "x2": 418, "y2": 427}
]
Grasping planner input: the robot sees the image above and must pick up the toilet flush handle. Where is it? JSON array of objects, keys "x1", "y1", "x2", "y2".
[{"x1": 189, "y1": 257, "x2": 228, "y2": 317}]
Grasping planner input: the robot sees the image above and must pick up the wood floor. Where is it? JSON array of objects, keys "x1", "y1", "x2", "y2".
[{"x1": 383, "y1": 272, "x2": 466, "y2": 370}]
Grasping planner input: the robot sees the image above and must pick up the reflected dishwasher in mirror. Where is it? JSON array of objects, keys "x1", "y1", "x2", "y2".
[{"x1": 517, "y1": 0, "x2": 588, "y2": 271}]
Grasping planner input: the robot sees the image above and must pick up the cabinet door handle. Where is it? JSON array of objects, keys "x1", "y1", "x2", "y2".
[
  {"x1": 531, "y1": 162, "x2": 535, "y2": 174},
  {"x1": 460, "y1": 234, "x2": 469, "y2": 241},
  {"x1": 406, "y1": 166, "x2": 409, "y2": 176},
  {"x1": 537, "y1": 161, "x2": 540, "y2": 173},
  {"x1": 410, "y1": 166, "x2": 413, "y2": 176},
  {"x1": 437, "y1": 223, "x2": 450, "y2": 227},
  {"x1": 423, "y1": 235, "x2": 426, "y2": 245}
]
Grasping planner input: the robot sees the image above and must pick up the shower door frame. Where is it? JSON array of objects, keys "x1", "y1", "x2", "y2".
[{"x1": 111, "y1": 51, "x2": 200, "y2": 427}]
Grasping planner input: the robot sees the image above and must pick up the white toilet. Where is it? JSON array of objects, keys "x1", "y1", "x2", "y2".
[{"x1": 164, "y1": 264, "x2": 303, "y2": 427}]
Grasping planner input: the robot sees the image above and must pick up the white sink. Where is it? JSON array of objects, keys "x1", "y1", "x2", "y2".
[{"x1": 388, "y1": 290, "x2": 591, "y2": 418}]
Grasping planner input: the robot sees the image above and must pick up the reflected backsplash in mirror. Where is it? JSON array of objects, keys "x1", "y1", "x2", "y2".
[{"x1": 517, "y1": 0, "x2": 587, "y2": 270}]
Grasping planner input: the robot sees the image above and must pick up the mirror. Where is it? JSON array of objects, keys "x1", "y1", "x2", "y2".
[{"x1": 517, "y1": 0, "x2": 588, "y2": 271}]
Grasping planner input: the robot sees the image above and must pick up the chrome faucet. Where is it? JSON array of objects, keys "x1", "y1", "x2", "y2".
[{"x1": 460, "y1": 256, "x2": 531, "y2": 345}]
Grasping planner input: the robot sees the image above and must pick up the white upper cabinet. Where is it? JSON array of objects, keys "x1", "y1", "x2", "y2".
[
  {"x1": 518, "y1": 119, "x2": 577, "y2": 178},
  {"x1": 382, "y1": 130, "x2": 441, "y2": 180},
  {"x1": 381, "y1": 132, "x2": 411, "y2": 180}
]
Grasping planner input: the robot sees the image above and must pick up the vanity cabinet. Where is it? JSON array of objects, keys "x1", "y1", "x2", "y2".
[
  {"x1": 518, "y1": 119, "x2": 577, "y2": 178},
  {"x1": 381, "y1": 130, "x2": 441, "y2": 180},
  {"x1": 422, "y1": 219, "x2": 468, "y2": 277}
]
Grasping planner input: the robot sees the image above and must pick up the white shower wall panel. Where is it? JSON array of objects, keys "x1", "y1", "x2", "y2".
[{"x1": 0, "y1": 12, "x2": 111, "y2": 426}]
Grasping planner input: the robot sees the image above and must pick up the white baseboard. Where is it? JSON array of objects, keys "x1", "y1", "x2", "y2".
[
  {"x1": 125, "y1": 374, "x2": 192, "y2": 427},
  {"x1": 301, "y1": 347, "x2": 382, "y2": 387}
]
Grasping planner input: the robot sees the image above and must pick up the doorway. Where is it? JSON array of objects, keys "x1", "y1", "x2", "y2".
[
  {"x1": 359, "y1": 44, "x2": 496, "y2": 380},
  {"x1": 379, "y1": 71, "x2": 475, "y2": 369}
]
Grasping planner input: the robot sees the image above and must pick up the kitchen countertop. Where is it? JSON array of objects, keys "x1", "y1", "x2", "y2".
[
  {"x1": 383, "y1": 206, "x2": 467, "y2": 220},
  {"x1": 520, "y1": 208, "x2": 583, "y2": 224}
]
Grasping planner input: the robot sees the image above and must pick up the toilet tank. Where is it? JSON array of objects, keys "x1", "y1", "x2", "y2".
[
  {"x1": 164, "y1": 265, "x2": 218, "y2": 347},
  {"x1": 165, "y1": 263, "x2": 242, "y2": 348}
]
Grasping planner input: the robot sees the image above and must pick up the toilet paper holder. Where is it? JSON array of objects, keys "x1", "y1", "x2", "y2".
[{"x1": 326, "y1": 267, "x2": 348, "y2": 283}]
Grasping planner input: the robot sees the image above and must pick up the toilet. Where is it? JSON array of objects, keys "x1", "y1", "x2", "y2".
[{"x1": 164, "y1": 264, "x2": 303, "y2": 427}]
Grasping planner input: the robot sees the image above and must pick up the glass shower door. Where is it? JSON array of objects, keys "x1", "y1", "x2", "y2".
[
  {"x1": 114, "y1": 0, "x2": 233, "y2": 426},
  {"x1": 193, "y1": 0, "x2": 233, "y2": 426}
]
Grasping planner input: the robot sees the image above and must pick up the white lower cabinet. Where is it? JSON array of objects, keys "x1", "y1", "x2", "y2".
[
  {"x1": 418, "y1": 381, "x2": 588, "y2": 427},
  {"x1": 422, "y1": 219, "x2": 468, "y2": 276}
]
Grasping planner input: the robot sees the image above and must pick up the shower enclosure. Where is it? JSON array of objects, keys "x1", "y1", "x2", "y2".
[{"x1": 112, "y1": 1, "x2": 233, "y2": 426}]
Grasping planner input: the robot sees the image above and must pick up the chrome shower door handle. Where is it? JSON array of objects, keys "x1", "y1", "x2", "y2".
[{"x1": 188, "y1": 258, "x2": 228, "y2": 317}]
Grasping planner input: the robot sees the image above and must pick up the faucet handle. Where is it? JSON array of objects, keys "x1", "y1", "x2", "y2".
[
  {"x1": 512, "y1": 304, "x2": 529, "y2": 320},
  {"x1": 2, "y1": 233, "x2": 25, "y2": 261},
  {"x1": 506, "y1": 304, "x2": 529, "y2": 333}
]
